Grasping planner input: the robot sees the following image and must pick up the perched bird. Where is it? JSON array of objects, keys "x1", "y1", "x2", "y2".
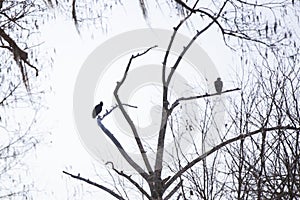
[
  {"x1": 190, "y1": 190, "x2": 194, "y2": 196},
  {"x1": 214, "y1": 77, "x2": 223, "y2": 94},
  {"x1": 92, "y1": 101, "x2": 103, "y2": 118}
]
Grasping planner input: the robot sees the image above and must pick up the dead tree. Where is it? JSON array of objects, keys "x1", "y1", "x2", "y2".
[{"x1": 63, "y1": 0, "x2": 300, "y2": 199}]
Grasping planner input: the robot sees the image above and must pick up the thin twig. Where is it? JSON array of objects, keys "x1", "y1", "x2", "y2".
[{"x1": 101, "y1": 103, "x2": 138, "y2": 120}]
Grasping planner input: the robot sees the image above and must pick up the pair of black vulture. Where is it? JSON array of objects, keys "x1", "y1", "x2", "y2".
[{"x1": 92, "y1": 78, "x2": 223, "y2": 118}]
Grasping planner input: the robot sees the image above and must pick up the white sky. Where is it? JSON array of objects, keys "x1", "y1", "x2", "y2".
[{"x1": 28, "y1": 1, "x2": 233, "y2": 199}]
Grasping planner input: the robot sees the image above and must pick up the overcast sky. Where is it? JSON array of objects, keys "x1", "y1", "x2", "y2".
[{"x1": 28, "y1": 2, "x2": 233, "y2": 199}]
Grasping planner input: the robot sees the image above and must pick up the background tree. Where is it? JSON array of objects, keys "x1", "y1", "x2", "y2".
[
  {"x1": 0, "y1": 1, "x2": 52, "y2": 199},
  {"x1": 181, "y1": 52, "x2": 300, "y2": 199}
]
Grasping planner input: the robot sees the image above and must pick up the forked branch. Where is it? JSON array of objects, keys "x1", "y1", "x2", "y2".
[{"x1": 113, "y1": 45, "x2": 157, "y2": 174}]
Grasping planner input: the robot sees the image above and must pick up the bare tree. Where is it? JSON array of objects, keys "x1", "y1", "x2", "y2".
[
  {"x1": 180, "y1": 57, "x2": 300, "y2": 199},
  {"x1": 221, "y1": 57, "x2": 300, "y2": 199},
  {"x1": 0, "y1": 1, "x2": 52, "y2": 199},
  {"x1": 63, "y1": 0, "x2": 300, "y2": 199}
]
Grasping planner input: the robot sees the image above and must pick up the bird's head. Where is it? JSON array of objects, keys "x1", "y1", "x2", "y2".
[
  {"x1": 100, "y1": 101, "x2": 103, "y2": 106},
  {"x1": 217, "y1": 77, "x2": 221, "y2": 81}
]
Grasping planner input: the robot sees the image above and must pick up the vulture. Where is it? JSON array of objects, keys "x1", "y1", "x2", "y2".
[
  {"x1": 92, "y1": 101, "x2": 103, "y2": 118},
  {"x1": 214, "y1": 77, "x2": 223, "y2": 94}
]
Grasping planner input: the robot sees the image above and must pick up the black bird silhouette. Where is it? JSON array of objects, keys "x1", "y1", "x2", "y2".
[
  {"x1": 92, "y1": 101, "x2": 103, "y2": 118},
  {"x1": 214, "y1": 77, "x2": 223, "y2": 94}
]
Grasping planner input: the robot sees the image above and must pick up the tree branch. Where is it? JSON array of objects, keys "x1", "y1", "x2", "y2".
[
  {"x1": 96, "y1": 118, "x2": 149, "y2": 179},
  {"x1": 62, "y1": 170, "x2": 125, "y2": 200},
  {"x1": 155, "y1": 0, "x2": 228, "y2": 178},
  {"x1": 106, "y1": 161, "x2": 151, "y2": 199},
  {"x1": 164, "y1": 125, "x2": 300, "y2": 191},
  {"x1": 169, "y1": 88, "x2": 241, "y2": 112},
  {"x1": 0, "y1": 82, "x2": 21, "y2": 105},
  {"x1": 114, "y1": 46, "x2": 157, "y2": 174},
  {"x1": 164, "y1": 180, "x2": 183, "y2": 200},
  {"x1": 166, "y1": 1, "x2": 228, "y2": 87},
  {"x1": 100, "y1": 103, "x2": 138, "y2": 120},
  {"x1": 0, "y1": 27, "x2": 38, "y2": 91}
]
